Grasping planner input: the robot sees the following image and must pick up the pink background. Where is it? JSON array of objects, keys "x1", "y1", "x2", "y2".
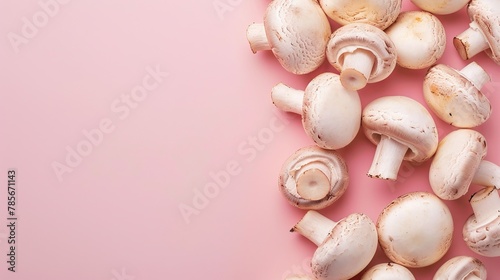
[{"x1": 1, "y1": 0, "x2": 499, "y2": 279}]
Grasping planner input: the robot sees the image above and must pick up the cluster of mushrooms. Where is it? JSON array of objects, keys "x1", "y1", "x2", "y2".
[{"x1": 247, "y1": 0, "x2": 500, "y2": 279}]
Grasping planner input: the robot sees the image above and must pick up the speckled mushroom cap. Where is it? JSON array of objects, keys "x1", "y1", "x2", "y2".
[
  {"x1": 385, "y1": 11, "x2": 446, "y2": 69},
  {"x1": 319, "y1": 0, "x2": 402, "y2": 30},
  {"x1": 362, "y1": 96, "x2": 438, "y2": 164},
  {"x1": 423, "y1": 63, "x2": 492, "y2": 128},
  {"x1": 410, "y1": 0, "x2": 470, "y2": 15},
  {"x1": 326, "y1": 23, "x2": 397, "y2": 84},
  {"x1": 264, "y1": 0, "x2": 332, "y2": 74},
  {"x1": 429, "y1": 129, "x2": 487, "y2": 200},
  {"x1": 279, "y1": 146, "x2": 349, "y2": 210},
  {"x1": 361, "y1": 263, "x2": 415, "y2": 280},
  {"x1": 433, "y1": 256, "x2": 487, "y2": 280},
  {"x1": 302, "y1": 73, "x2": 361, "y2": 150},
  {"x1": 464, "y1": 0, "x2": 500, "y2": 64}
]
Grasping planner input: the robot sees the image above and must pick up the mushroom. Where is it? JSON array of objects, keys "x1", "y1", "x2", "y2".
[
  {"x1": 361, "y1": 263, "x2": 416, "y2": 280},
  {"x1": 385, "y1": 11, "x2": 446, "y2": 69},
  {"x1": 410, "y1": 0, "x2": 470, "y2": 15},
  {"x1": 423, "y1": 62, "x2": 492, "y2": 128},
  {"x1": 291, "y1": 210, "x2": 378, "y2": 280},
  {"x1": 453, "y1": 0, "x2": 500, "y2": 64},
  {"x1": 463, "y1": 186, "x2": 500, "y2": 257},
  {"x1": 433, "y1": 256, "x2": 487, "y2": 280},
  {"x1": 326, "y1": 23, "x2": 397, "y2": 91},
  {"x1": 429, "y1": 129, "x2": 500, "y2": 200},
  {"x1": 279, "y1": 146, "x2": 349, "y2": 210},
  {"x1": 246, "y1": 0, "x2": 331, "y2": 74},
  {"x1": 271, "y1": 72, "x2": 361, "y2": 150},
  {"x1": 318, "y1": 0, "x2": 402, "y2": 30},
  {"x1": 377, "y1": 192, "x2": 454, "y2": 268},
  {"x1": 362, "y1": 96, "x2": 438, "y2": 181}
]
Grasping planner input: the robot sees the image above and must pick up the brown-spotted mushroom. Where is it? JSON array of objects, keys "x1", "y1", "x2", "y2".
[
  {"x1": 410, "y1": 0, "x2": 470, "y2": 15},
  {"x1": 279, "y1": 146, "x2": 348, "y2": 210},
  {"x1": 433, "y1": 256, "x2": 487, "y2": 280},
  {"x1": 291, "y1": 210, "x2": 378, "y2": 280},
  {"x1": 429, "y1": 129, "x2": 500, "y2": 200},
  {"x1": 454, "y1": 0, "x2": 500, "y2": 64},
  {"x1": 423, "y1": 62, "x2": 492, "y2": 128},
  {"x1": 319, "y1": 0, "x2": 402, "y2": 30},
  {"x1": 362, "y1": 96, "x2": 438, "y2": 181},
  {"x1": 271, "y1": 72, "x2": 361, "y2": 150},
  {"x1": 463, "y1": 186, "x2": 500, "y2": 257},
  {"x1": 326, "y1": 23, "x2": 397, "y2": 91},
  {"x1": 361, "y1": 263, "x2": 416, "y2": 280},
  {"x1": 377, "y1": 192, "x2": 454, "y2": 268},
  {"x1": 246, "y1": 0, "x2": 331, "y2": 74},
  {"x1": 385, "y1": 11, "x2": 446, "y2": 69}
]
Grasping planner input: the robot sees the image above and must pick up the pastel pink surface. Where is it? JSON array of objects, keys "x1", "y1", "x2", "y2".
[{"x1": 0, "y1": 1, "x2": 499, "y2": 280}]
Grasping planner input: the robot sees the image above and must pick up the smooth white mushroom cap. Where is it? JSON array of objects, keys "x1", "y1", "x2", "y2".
[
  {"x1": 433, "y1": 256, "x2": 487, "y2": 280},
  {"x1": 454, "y1": 0, "x2": 500, "y2": 64},
  {"x1": 377, "y1": 192, "x2": 454, "y2": 268},
  {"x1": 279, "y1": 146, "x2": 349, "y2": 210},
  {"x1": 429, "y1": 129, "x2": 487, "y2": 200},
  {"x1": 326, "y1": 23, "x2": 397, "y2": 89},
  {"x1": 410, "y1": 0, "x2": 470, "y2": 15},
  {"x1": 319, "y1": 0, "x2": 402, "y2": 30},
  {"x1": 265, "y1": 0, "x2": 331, "y2": 74},
  {"x1": 423, "y1": 62, "x2": 492, "y2": 128},
  {"x1": 361, "y1": 263, "x2": 416, "y2": 280},
  {"x1": 363, "y1": 96, "x2": 438, "y2": 164},
  {"x1": 385, "y1": 11, "x2": 446, "y2": 69}
]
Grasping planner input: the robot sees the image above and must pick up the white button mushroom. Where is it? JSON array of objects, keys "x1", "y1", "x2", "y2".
[
  {"x1": 326, "y1": 23, "x2": 397, "y2": 91},
  {"x1": 410, "y1": 0, "x2": 470, "y2": 15},
  {"x1": 433, "y1": 256, "x2": 487, "y2": 280},
  {"x1": 279, "y1": 146, "x2": 349, "y2": 210},
  {"x1": 271, "y1": 72, "x2": 361, "y2": 150},
  {"x1": 429, "y1": 129, "x2": 500, "y2": 200},
  {"x1": 377, "y1": 192, "x2": 454, "y2": 268},
  {"x1": 361, "y1": 263, "x2": 416, "y2": 280},
  {"x1": 318, "y1": 0, "x2": 402, "y2": 30},
  {"x1": 246, "y1": 0, "x2": 332, "y2": 74},
  {"x1": 453, "y1": 0, "x2": 500, "y2": 64},
  {"x1": 291, "y1": 210, "x2": 378, "y2": 280},
  {"x1": 385, "y1": 11, "x2": 446, "y2": 69},
  {"x1": 463, "y1": 186, "x2": 500, "y2": 257},
  {"x1": 423, "y1": 62, "x2": 491, "y2": 128},
  {"x1": 362, "y1": 96, "x2": 438, "y2": 181}
]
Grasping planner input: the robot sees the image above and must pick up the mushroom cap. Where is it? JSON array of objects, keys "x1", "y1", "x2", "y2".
[
  {"x1": 361, "y1": 263, "x2": 416, "y2": 280},
  {"x1": 410, "y1": 0, "x2": 470, "y2": 15},
  {"x1": 279, "y1": 145, "x2": 349, "y2": 210},
  {"x1": 377, "y1": 192, "x2": 454, "y2": 268},
  {"x1": 326, "y1": 23, "x2": 397, "y2": 84},
  {"x1": 264, "y1": 0, "x2": 332, "y2": 74},
  {"x1": 429, "y1": 129, "x2": 487, "y2": 200},
  {"x1": 385, "y1": 11, "x2": 446, "y2": 69},
  {"x1": 362, "y1": 96, "x2": 438, "y2": 164},
  {"x1": 302, "y1": 72, "x2": 362, "y2": 150},
  {"x1": 423, "y1": 64, "x2": 492, "y2": 128},
  {"x1": 433, "y1": 256, "x2": 487, "y2": 280},
  {"x1": 319, "y1": 0, "x2": 402, "y2": 30},
  {"x1": 312, "y1": 213, "x2": 378, "y2": 280},
  {"x1": 466, "y1": 0, "x2": 500, "y2": 64}
]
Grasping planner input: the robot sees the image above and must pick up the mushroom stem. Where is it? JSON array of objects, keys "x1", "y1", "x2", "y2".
[
  {"x1": 246, "y1": 23, "x2": 271, "y2": 53},
  {"x1": 340, "y1": 49, "x2": 375, "y2": 91},
  {"x1": 291, "y1": 210, "x2": 337, "y2": 246},
  {"x1": 459, "y1": 62, "x2": 491, "y2": 90},
  {"x1": 271, "y1": 83, "x2": 304, "y2": 115},
  {"x1": 464, "y1": 275, "x2": 482, "y2": 280},
  {"x1": 454, "y1": 21, "x2": 489, "y2": 60},
  {"x1": 472, "y1": 160, "x2": 500, "y2": 190},
  {"x1": 296, "y1": 162, "x2": 332, "y2": 201},
  {"x1": 368, "y1": 135, "x2": 408, "y2": 180},
  {"x1": 470, "y1": 186, "x2": 500, "y2": 227}
]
